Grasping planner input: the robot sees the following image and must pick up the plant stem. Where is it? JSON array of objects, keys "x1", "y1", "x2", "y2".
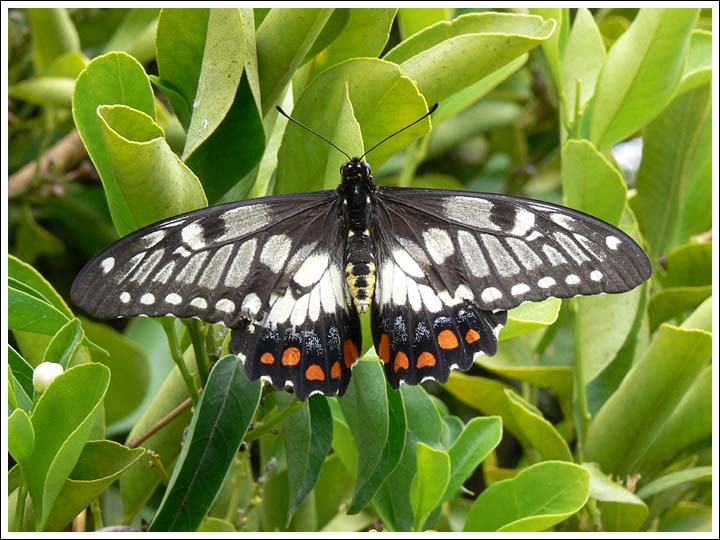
[
  {"x1": 572, "y1": 303, "x2": 592, "y2": 462},
  {"x1": 90, "y1": 499, "x2": 104, "y2": 530},
  {"x1": 14, "y1": 473, "x2": 28, "y2": 531},
  {"x1": 244, "y1": 400, "x2": 305, "y2": 443},
  {"x1": 127, "y1": 396, "x2": 194, "y2": 448},
  {"x1": 185, "y1": 319, "x2": 210, "y2": 385},
  {"x1": 160, "y1": 318, "x2": 199, "y2": 404}
]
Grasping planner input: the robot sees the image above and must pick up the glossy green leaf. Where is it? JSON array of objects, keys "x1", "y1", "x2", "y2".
[
  {"x1": 96, "y1": 104, "x2": 207, "y2": 233},
  {"x1": 561, "y1": 9, "x2": 605, "y2": 124},
  {"x1": 339, "y1": 361, "x2": 390, "y2": 511},
  {"x1": 8, "y1": 255, "x2": 72, "y2": 318},
  {"x1": 410, "y1": 443, "x2": 451, "y2": 531},
  {"x1": 648, "y1": 286, "x2": 711, "y2": 330},
  {"x1": 314, "y1": 454, "x2": 355, "y2": 530},
  {"x1": 9, "y1": 408, "x2": 35, "y2": 464},
  {"x1": 635, "y1": 83, "x2": 711, "y2": 256},
  {"x1": 675, "y1": 30, "x2": 712, "y2": 97},
  {"x1": 529, "y1": 8, "x2": 569, "y2": 89},
  {"x1": 28, "y1": 8, "x2": 80, "y2": 73},
  {"x1": 464, "y1": 461, "x2": 590, "y2": 532},
  {"x1": 43, "y1": 441, "x2": 144, "y2": 531},
  {"x1": 658, "y1": 502, "x2": 712, "y2": 532},
  {"x1": 660, "y1": 242, "x2": 712, "y2": 288},
  {"x1": 385, "y1": 12, "x2": 555, "y2": 105},
  {"x1": 8, "y1": 77, "x2": 75, "y2": 108},
  {"x1": 303, "y1": 8, "x2": 396, "y2": 81},
  {"x1": 398, "y1": 8, "x2": 451, "y2": 39},
  {"x1": 80, "y1": 317, "x2": 150, "y2": 430},
  {"x1": 589, "y1": 8, "x2": 698, "y2": 149},
  {"x1": 9, "y1": 345, "x2": 35, "y2": 400},
  {"x1": 477, "y1": 339, "x2": 573, "y2": 398},
  {"x1": 42, "y1": 318, "x2": 84, "y2": 368},
  {"x1": 680, "y1": 296, "x2": 712, "y2": 332},
  {"x1": 502, "y1": 297, "x2": 561, "y2": 341},
  {"x1": 283, "y1": 396, "x2": 333, "y2": 524},
  {"x1": 445, "y1": 373, "x2": 515, "y2": 429},
  {"x1": 636, "y1": 466, "x2": 711, "y2": 499},
  {"x1": 504, "y1": 390, "x2": 573, "y2": 462},
  {"x1": 637, "y1": 365, "x2": 711, "y2": 472},
  {"x1": 584, "y1": 463, "x2": 648, "y2": 532},
  {"x1": 562, "y1": 139, "x2": 625, "y2": 226},
  {"x1": 277, "y1": 58, "x2": 429, "y2": 193},
  {"x1": 443, "y1": 416, "x2": 502, "y2": 502},
  {"x1": 585, "y1": 324, "x2": 711, "y2": 475},
  {"x1": 150, "y1": 355, "x2": 261, "y2": 531},
  {"x1": 197, "y1": 518, "x2": 235, "y2": 532},
  {"x1": 28, "y1": 363, "x2": 110, "y2": 530},
  {"x1": 120, "y1": 347, "x2": 197, "y2": 520},
  {"x1": 103, "y1": 8, "x2": 160, "y2": 64},
  {"x1": 257, "y1": 8, "x2": 334, "y2": 113},
  {"x1": 300, "y1": 9, "x2": 350, "y2": 65}
]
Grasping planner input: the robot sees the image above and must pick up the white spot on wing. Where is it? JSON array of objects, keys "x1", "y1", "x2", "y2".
[
  {"x1": 510, "y1": 208, "x2": 535, "y2": 236},
  {"x1": 268, "y1": 290, "x2": 295, "y2": 325},
  {"x1": 115, "y1": 252, "x2": 146, "y2": 283},
  {"x1": 101, "y1": 257, "x2": 115, "y2": 274},
  {"x1": 191, "y1": 297, "x2": 208, "y2": 309},
  {"x1": 260, "y1": 234, "x2": 291, "y2": 273},
  {"x1": 418, "y1": 284, "x2": 442, "y2": 312},
  {"x1": 290, "y1": 293, "x2": 310, "y2": 326},
  {"x1": 566, "y1": 274, "x2": 581, "y2": 285},
  {"x1": 406, "y1": 277, "x2": 422, "y2": 310},
  {"x1": 181, "y1": 222, "x2": 205, "y2": 250},
  {"x1": 120, "y1": 292, "x2": 131, "y2": 303},
  {"x1": 538, "y1": 277, "x2": 556, "y2": 288},
  {"x1": 198, "y1": 244, "x2": 234, "y2": 289},
  {"x1": 173, "y1": 246, "x2": 191, "y2": 257},
  {"x1": 225, "y1": 239, "x2": 257, "y2": 287},
  {"x1": 215, "y1": 204, "x2": 271, "y2": 244},
  {"x1": 176, "y1": 251, "x2": 209, "y2": 284},
  {"x1": 140, "y1": 293, "x2": 155, "y2": 305},
  {"x1": 423, "y1": 228, "x2": 455, "y2": 264},
  {"x1": 481, "y1": 287, "x2": 502, "y2": 303},
  {"x1": 308, "y1": 286, "x2": 321, "y2": 321},
  {"x1": 575, "y1": 234, "x2": 606, "y2": 261},
  {"x1": 294, "y1": 252, "x2": 329, "y2": 287},
  {"x1": 392, "y1": 264, "x2": 407, "y2": 305},
  {"x1": 606, "y1": 236, "x2": 621, "y2": 250},
  {"x1": 131, "y1": 249, "x2": 165, "y2": 285},
  {"x1": 241, "y1": 293, "x2": 262, "y2": 317},
  {"x1": 554, "y1": 232, "x2": 590, "y2": 264},
  {"x1": 154, "y1": 261, "x2": 176, "y2": 283},
  {"x1": 506, "y1": 238, "x2": 542, "y2": 270},
  {"x1": 443, "y1": 196, "x2": 499, "y2": 231},
  {"x1": 216, "y1": 299, "x2": 235, "y2": 313},
  {"x1": 550, "y1": 213, "x2": 577, "y2": 229},
  {"x1": 511, "y1": 283, "x2": 530, "y2": 296},
  {"x1": 458, "y1": 230, "x2": 489, "y2": 277},
  {"x1": 590, "y1": 270, "x2": 603, "y2": 281},
  {"x1": 481, "y1": 234, "x2": 520, "y2": 277},
  {"x1": 137, "y1": 230, "x2": 166, "y2": 249},
  {"x1": 542, "y1": 243, "x2": 568, "y2": 265},
  {"x1": 165, "y1": 293, "x2": 182, "y2": 305},
  {"x1": 392, "y1": 248, "x2": 424, "y2": 278}
]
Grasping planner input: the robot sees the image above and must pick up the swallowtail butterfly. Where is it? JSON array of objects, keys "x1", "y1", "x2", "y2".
[{"x1": 71, "y1": 104, "x2": 652, "y2": 400}]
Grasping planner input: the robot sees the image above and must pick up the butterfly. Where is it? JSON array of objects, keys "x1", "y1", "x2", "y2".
[{"x1": 71, "y1": 104, "x2": 652, "y2": 400}]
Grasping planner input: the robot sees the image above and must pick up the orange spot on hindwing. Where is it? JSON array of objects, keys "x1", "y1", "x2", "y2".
[
  {"x1": 394, "y1": 351, "x2": 409, "y2": 372},
  {"x1": 282, "y1": 347, "x2": 301, "y2": 366},
  {"x1": 417, "y1": 352, "x2": 436, "y2": 368},
  {"x1": 438, "y1": 329, "x2": 459, "y2": 350},
  {"x1": 331, "y1": 361, "x2": 341, "y2": 379},
  {"x1": 465, "y1": 329, "x2": 481, "y2": 344},
  {"x1": 260, "y1": 352, "x2": 274, "y2": 365},
  {"x1": 379, "y1": 334, "x2": 390, "y2": 364},
  {"x1": 306, "y1": 365, "x2": 325, "y2": 381},
  {"x1": 344, "y1": 339, "x2": 359, "y2": 368}
]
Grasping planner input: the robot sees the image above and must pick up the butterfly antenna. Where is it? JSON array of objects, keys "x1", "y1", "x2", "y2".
[
  {"x1": 276, "y1": 106, "x2": 352, "y2": 161},
  {"x1": 360, "y1": 103, "x2": 438, "y2": 161}
]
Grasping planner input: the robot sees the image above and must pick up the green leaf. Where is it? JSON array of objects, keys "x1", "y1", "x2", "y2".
[
  {"x1": 660, "y1": 242, "x2": 712, "y2": 288},
  {"x1": 635, "y1": 83, "x2": 711, "y2": 257},
  {"x1": 314, "y1": 454, "x2": 355, "y2": 530},
  {"x1": 464, "y1": 461, "x2": 590, "y2": 531},
  {"x1": 529, "y1": 8, "x2": 569, "y2": 89},
  {"x1": 502, "y1": 297, "x2": 561, "y2": 341},
  {"x1": 277, "y1": 58, "x2": 429, "y2": 192},
  {"x1": 385, "y1": 12, "x2": 555, "y2": 105},
  {"x1": 583, "y1": 463, "x2": 648, "y2": 532},
  {"x1": 9, "y1": 345, "x2": 35, "y2": 400},
  {"x1": 658, "y1": 502, "x2": 712, "y2": 532},
  {"x1": 197, "y1": 517, "x2": 236, "y2": 532},
  {"x1": 589, "y1": 8, "x2": 699, "y2": 148},
  {"x1": 674, "y1": 30, "x2": 712, "y2": 97},
  {"x1": 561, "y1": 8, "x2": 605, "y2": 124},
  {"x1": 150, "y1": 355, "x2": 261, "y2": 531},
  {"x1": 504, "y1": 390, "x2": 573, "y2": 462},
  {"x1": 96, "y1": 104, "x2": 207, "y2": 234},
  {"x1": 339, "y1": 361, "x2": 390, "y2": 511},
  {"x1": 256, "y1": 8, "x2": 334, "y2": 113},
  {"x1": 636, "y1": 466, "x2": 711, "y2": 499},
  {"x1": 8, "y1": 77, "x2": 75, "y2": 108},
  {"x1": 636, "y1": 364, "x2": 711, "y2": 472},
  {"x1": 120, "y1": 348, "x2": 197, "y2": 521},
  {"x1": 8, "y1": 254, "x2": 73, "y2": 318},
  {"x1": 410, "y1": 443, "x2": 451, "y2": 531},
  {"x1": 398, "y1": 8, "x2": 451, "y2": 39},
  {"x1": 680, "y1": 296, "x2": 712, "y2": 333},
  {"x1": 585, "y1": 324, "x2": 711, "y2": 475},
  {"x1": 72, "y1": 51, "x2": 159, "y2": 234},
  {"x1": 562, "y1": 139, "x2": 626, "y2": 226},
  {"x1": 28, "y1": 363, "x2": 110, "y2": 530},
  {"x1": 42, "y1": 318, "x2": 84, "y2": 368},
  {"x1": 300, "y1": 9, "x2": 351, "y2": 65},
  {"x1": 103, "y1": 8, "x2": 160, "y2": 64},
  {"x1": 648, "y1": 286, "x2": 711, "y2": 330},
  {"x1": 9, "y1": 408, "x2": 35, "y2": 464},
  {"x1": 283, "y1": 396, "x2": 333, "y2": 525},
  {"x1": 43, "y1": 441, "x2": 145, "y2": 531},
  {"x1": 79, "y1": 317, "x2": 150, "y2": 431},
  {"x1": 323, "y1": 84, "x2": 363, "y2": 190},
  {"x1": 443, "y1": 416, "x2": 502, "y2": 502},
  {"x1": 28, "y1": 8, "x2": 80, "y2": 73}
]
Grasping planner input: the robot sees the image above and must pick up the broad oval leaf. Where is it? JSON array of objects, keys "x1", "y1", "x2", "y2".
[
  {"x1": 502, "y1": 297, "x2": 561, "y2": 341},
  {"x1": 150, "y1": 355, "x2": 261, "y2": 531},
  {"x1": 42, "y1": 318, "x2": 84, "y2": 368},
  {"x1": 410, "y1": 442, "x2": 450, "y2": 531},
  {"x1": 464, "y1": 461, "x2": 590, "y2": 532},
  {"x1": 9, "y1": 408, "x2": 35, "y2": 464}
]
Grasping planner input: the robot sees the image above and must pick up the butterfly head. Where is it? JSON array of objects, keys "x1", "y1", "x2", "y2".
[{"x1": 340, "y1": 158, "x2": 372, "y2": 180}]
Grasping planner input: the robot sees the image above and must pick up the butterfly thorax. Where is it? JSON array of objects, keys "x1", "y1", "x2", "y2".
[{"x1": 340, "y1": 159, "x2": 376, "y2": 313}]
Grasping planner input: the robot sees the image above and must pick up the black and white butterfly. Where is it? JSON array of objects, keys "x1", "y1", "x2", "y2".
[{"x1": 71, "y1": 105, "x2": 652, "y2": 400}]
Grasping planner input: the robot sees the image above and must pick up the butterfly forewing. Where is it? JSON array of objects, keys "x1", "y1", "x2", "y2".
[{"x1": 71, "y1": 191, "x2": 362, "y2": 400}]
